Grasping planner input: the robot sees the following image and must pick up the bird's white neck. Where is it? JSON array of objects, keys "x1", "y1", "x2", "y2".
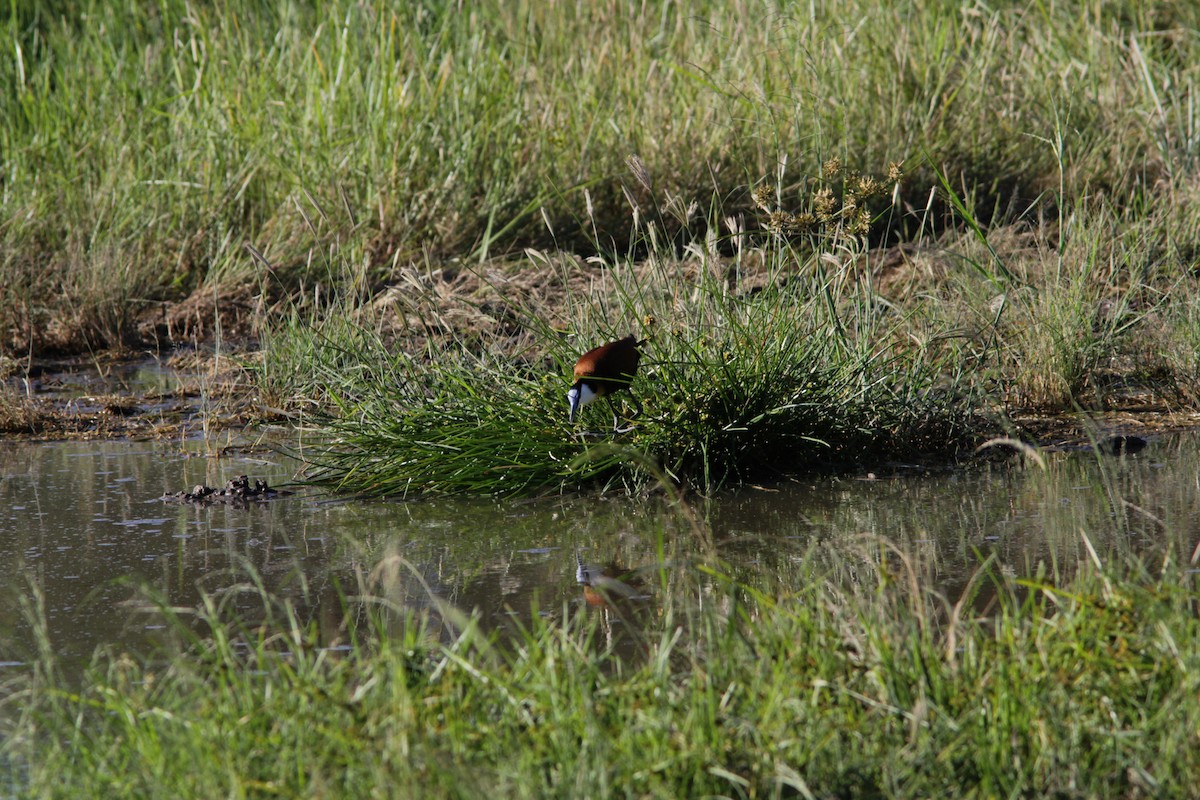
[{"x1": 571, "y1": 382, "x2": 598, "y2": 408}]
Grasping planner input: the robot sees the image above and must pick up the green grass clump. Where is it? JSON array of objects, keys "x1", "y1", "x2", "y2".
[
  {"x1": 277, "y1": 190, "x2": 976, "y2": 496},
  {"x1": 6, "y1": 550, "x2": 1200, "y2": 797}
]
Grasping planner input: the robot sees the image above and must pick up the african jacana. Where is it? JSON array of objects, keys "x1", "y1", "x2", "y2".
[{"x1": 567, "y1": 334, "x2": 646, "y2": 433}]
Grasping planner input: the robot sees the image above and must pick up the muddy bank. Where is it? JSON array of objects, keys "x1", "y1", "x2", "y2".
[
  {"x1": 0, "y1": 349, "x2": 284, "y2": 442},
  {"x1": 4, "y1": 349, "x2": 1199, "y2": 465},
  {"x1": 4, "y1": 240, "x2": 1200, "y2": 453}
]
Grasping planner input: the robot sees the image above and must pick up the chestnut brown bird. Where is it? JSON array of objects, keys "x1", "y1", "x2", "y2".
[{"x1": 568, "y1": 334, "x2": 646, "y2": 433}]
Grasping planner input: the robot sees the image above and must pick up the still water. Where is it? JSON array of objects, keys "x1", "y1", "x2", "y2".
[{"x1": 2, "y1": 432, "x2": 1199, "y2": 678}]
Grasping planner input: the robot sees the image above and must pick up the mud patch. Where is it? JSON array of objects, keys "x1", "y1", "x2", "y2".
[{"x1": 0, "y1": 351, "x2": 278, "y2": 441}]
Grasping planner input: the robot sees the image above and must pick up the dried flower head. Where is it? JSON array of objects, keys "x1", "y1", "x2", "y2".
[
  {"x1": 643, "y1": 314, "x2": 657, "y2": 327},
  {"x1": 813, "y1": 186, "x2": 836, "y2": 219},
  {"x1": 849, "y1": 207, "x2": 872, "y2": 236},
  {"x1": 792, "y1": 211, "x2": 817, "y2": 231},
  {"x1": 840, "y1": 198, "x2": 858, "y2": 220},
  {"x1": 856, "y1": 175, "x2": 883, "y2": 198},
  {"x1": 887, "y1": 160, "x2": 904, "y2": 182},
  {"x1": 822, "y1": 156, "x2": 842, "y2": 179},
  {"x1": 751, "y1": 183, "x2": 774, "y2": 212},
  {"x1": 767, "y1": 210, "x2": 795, "y2": 234}
]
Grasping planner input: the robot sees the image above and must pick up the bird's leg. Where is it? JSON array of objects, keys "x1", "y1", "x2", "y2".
[
  {"x1": 574, "y1": 405, "x2": 606, "y2": 438},
  {"x1": 604, "y1": 396, "x2": 621, "y2": 433},
  {"x1": 607, "y1": 395, "x2": 641, "y2": 435},
  {"x1": 626, "y1": 393, "x2": 644, "y2": 420}
]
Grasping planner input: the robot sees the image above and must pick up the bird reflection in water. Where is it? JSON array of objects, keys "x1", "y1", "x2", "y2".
[{"x1": 575, "y1": 552, "x2": 646, "y2": 608}]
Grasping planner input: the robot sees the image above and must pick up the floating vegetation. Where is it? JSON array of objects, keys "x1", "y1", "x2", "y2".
[{"x1": 161, "y1": 475, "x2": 291, "y2": 505}]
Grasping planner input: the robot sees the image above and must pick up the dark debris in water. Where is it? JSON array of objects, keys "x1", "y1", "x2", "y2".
[
  {"x1": 162, "y1": 475, "x2": 291, "y2": 505},
  {"x1": 1096, "y1": 435, "x2": 1147, "y2": 456}
]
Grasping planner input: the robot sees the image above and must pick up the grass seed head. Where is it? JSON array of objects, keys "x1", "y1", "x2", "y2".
[
  {"x1": 767, "y1": 210, "x2": 796, "y2": 234},
  {"x1": 814, "y1": 186, "x2": 837, "y2": 220},
  {"x1": 752, "y1": 184, "x2": 774, "y2": 212},
  {"x1": 855, "y1": 175, "x2": 883, "y2": 198},
  {"x1": 849, "y1": 207, "x2": 872, "y2": 236},
  {"x1": 627, "y1": 154, "x2": 652, "y2": 193},
  {"x1": 793, "y1": 211, "x2": 817, "y2": 231}
]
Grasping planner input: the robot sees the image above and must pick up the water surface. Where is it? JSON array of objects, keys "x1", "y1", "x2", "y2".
[{"x1": 2, "y1": 432, "x2": 1198, "y2": 680}]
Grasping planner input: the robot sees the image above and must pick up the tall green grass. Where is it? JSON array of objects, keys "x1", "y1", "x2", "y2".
[
  {"x1": 4, "y1": 1, "x2": 1200, "y2": 354},
  {"x1": 6, "y1": 541, "x2": 1199, "y2": 797}
]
